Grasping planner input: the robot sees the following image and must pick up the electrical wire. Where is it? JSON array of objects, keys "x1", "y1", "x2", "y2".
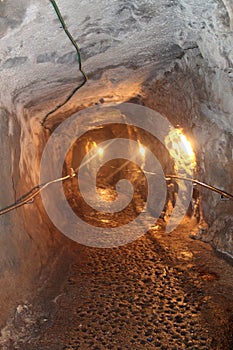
[
  {"x1": 40, "y1": 0, "x2": 87, "y2": 131},
  {"x1": 0, "y1": 165, "x2": 232, "y2": 216},
  {"x1": 109, "y1": 164, "x2": 233, "y2": 200},
  {"x1": 0, "y1": 174, "x2": 74, "y2": 216},
  {"x1": 165, "y1": 175, "x2": 233, "y2": 200}
]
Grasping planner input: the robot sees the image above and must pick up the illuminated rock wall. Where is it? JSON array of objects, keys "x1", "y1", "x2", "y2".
[{"x1": 0, "y1": 0, "x2": 232, "y2": 325}]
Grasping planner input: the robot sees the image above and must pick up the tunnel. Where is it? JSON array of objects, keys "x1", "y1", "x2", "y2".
[{"x1": 0, "y1": 0, "x2": 233, "y2": 349}]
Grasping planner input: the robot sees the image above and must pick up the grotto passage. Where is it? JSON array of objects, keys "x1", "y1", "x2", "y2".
[{"x1": 0, "y1": 0, "x2": 233, "y2": 349}]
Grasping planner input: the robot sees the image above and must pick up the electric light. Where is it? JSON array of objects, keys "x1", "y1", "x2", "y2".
[
  {"x1": 92, "y1": 141, "x2": 103, "y2": 157},
  {"x1": 138, "y1": 143, "x2": 146, "y2": 157},
  {"x1": 180, "y1": 134, "x2": 194, "y2": 158},
  {"x1": 97, "y1": 147, "x2": 104, "y2": 156}
]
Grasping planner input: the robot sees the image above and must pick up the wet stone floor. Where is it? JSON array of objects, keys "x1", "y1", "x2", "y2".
[{"x1": 2, "y1": 217, "x2": 233, "y2": 350}]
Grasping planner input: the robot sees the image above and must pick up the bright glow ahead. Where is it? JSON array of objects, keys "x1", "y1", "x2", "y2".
[
  {"x1": 40, "y1": 102, "x2": 196, "y2": 247},
  {"x1": 97, "y1": 147, "x2": 104, "y2": 156},
  {"x1": 165, "y1": 129, "x2": 196, "y2": 174},
  {"x1": 180, "y1": 134, "x2": 194, "y2": 157},
  {"x1": 92, "y1": 141, "x2": 104, "y2": 157},
  {"x1": 138, "y1": 142, "x2": 146, "y2": 157}
]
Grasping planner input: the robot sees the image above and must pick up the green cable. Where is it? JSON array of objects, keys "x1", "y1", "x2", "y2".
[{"x1": 41, "y1": 0, "x2": 87, "y2": 130}]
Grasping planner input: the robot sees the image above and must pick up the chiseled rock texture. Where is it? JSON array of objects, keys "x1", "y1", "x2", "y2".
[{"x1": 0, "y1": 0, "x2": 233, "y2": 324}]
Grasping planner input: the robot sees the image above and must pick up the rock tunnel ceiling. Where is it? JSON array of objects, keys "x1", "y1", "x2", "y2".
[{"x1": 0, "y1": 0, "x2": 233, "y2": 332}]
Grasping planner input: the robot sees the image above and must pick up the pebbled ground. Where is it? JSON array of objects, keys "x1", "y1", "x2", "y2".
[{"x1": 2, "y1": 215, "x2": 233, "y2": 350}]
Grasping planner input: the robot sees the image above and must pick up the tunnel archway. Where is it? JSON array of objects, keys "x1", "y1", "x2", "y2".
[{"x1": 0, "y1": 0, "x2": 233, "y2": 347}]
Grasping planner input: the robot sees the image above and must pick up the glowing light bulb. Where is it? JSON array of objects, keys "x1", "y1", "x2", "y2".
[
  {"x1": 97, "y1": 147, "x2": 104, "y2": 156},
  {"x1": 138, "y1": 143, "x2": 146, "y2": 157},
  {"x1": 165, "y1": 129, "x2": 196, "y2": 173},
  {"x1": 180, "y1": 134, "x2": 194, "y2": 157}
]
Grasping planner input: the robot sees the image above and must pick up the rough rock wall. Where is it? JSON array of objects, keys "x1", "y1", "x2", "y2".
[
  {"x1": 176, "y1": 0, "x2": 233, "y2": 256},
  {"x1": 139, "y1": 0, "x2": 233, "y2": 257},
  {"x1": 142, "y1": 50, "x2": 233, "y2": 256},
  {"x1": 0, "y1": 0, "x2": 233, "y2": 325},
  {"x1": 0, "y1": 105, "x2": 71, "y2": 326},
  {"x1": 0, "y1": 0, "x2": 186, "y2": 326}
]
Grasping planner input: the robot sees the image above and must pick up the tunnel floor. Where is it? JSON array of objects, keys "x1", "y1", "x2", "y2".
[
  {"x1": 1, "y1": 188, "x2": 233, "y2": 350},
  {"x1": 2, "y1": 221, "x2": 233, "y2": 349}
]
